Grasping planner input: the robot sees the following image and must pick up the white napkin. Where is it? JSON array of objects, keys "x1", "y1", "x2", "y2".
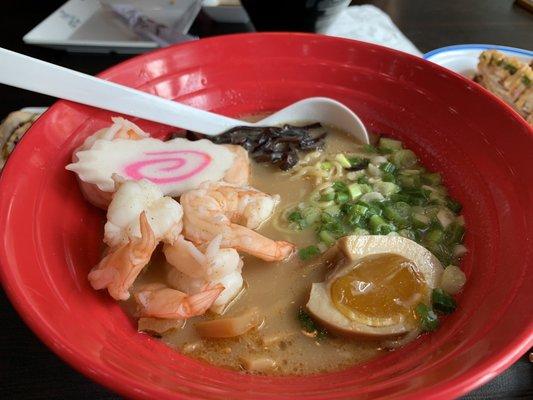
[{"x1": 325, "y1": 5, "x2": 422, "y2": 56}]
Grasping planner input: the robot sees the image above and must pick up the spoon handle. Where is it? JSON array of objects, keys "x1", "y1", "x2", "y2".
[{"x1": 0, "y1": 47, "x2": 245, "y2": 135}]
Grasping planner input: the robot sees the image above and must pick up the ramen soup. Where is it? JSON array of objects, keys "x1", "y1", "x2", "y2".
[{"x1": 67, "y1": 117, "x2": 466, "y2": 376}]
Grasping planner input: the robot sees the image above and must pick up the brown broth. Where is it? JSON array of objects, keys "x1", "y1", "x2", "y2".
[{"x1": 126, "y1": 128, "x2": 385, "y2": 375}]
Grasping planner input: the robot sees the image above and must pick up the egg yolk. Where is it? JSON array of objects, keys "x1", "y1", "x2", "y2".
[{"x1": 330, "y1": 253, "x2": 429, "y2": 324}]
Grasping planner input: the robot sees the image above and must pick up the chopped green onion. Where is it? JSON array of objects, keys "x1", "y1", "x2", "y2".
[
  {"x1": 348, "y1": 157, "x2": 370, "y2": 170},
  {"x1": 335, "y1": 153, "x2": 352, "y2": 168},
  {"x1": 378, "y1": 137, "x2": 403, "y2": 152},
  {"x1": 288, "y1": 211, "x2": 303, "y2": 222},
  {"x1": 323, "y1": 205, "x2": 341, "y2": 217},
  {"x1": 320, "y1": 161, "x2": 333, "y2": 171},
  {"x1": 319, "y1": 230, "x2": 336, "y2": 246},
  {"x1": 446, "y1": 198, "x2": 462, "y2": 213},
  {"x1": 363, "y1": 144, "x2": 378, "y2": 153},
  {"x1": 398, "y1": 229, "x2": 416, "y2": 241},
  {"x1": 373, "y1": 181, "x2": 400, "y2": 196},
  {"x1": 346, "y1": 213, "x2": 363, "y2": 226},
  {"x1": 353, "y1": 203, "x2": 369, "y2": 216},
  {"x1": 444, "y1": 222, "x2": 465, "y2": 245},
  {"x1": 298, "y1": 245, "x2": 321, "y2": 261},
  {"x1": 320, "y1": 192, "x2": 335, "y2": 202},
  {"x1": 415, "y1": 303, "x2": 439, "y2": 332},
  {"x1": 380, "y1": 162, "x2": 397, "y2": 174},
  {"x1": 391, "y1": 149, "x2": 418, "y2": 168},
  {"x1": 369, "y1": 214, "x2": 395, "y2": 235},
  {"x1": 398, "y1": 174, "x2": 421, "y2": 188},
  {"x1": 332, "y1": 181, "x2": 349, "y2": 193},
  {"x1": 347, "y1": 183, "x2": 362, "y2": 200},
  {"x1": 390, "y1": 193, "x2": 411, "y2": 203},
  {"x1": 412, "y1": 213, "x2": 430, "y2": 228},
  {"x1": 353, "y1": 227, "x2": 370, "y2": 235},
  {"x1": 336, "y1": 192, "x2": 350, "y2": 204},
  {"x1": 431, "y1": 288, "x2": 457, "y2": 314},
  {"x1": 383, "y1": 202, "x2": 411, "y2": 228},
  {"x1": 381, "y1": 172, "x2": 396, "y2": 183},
  {"x1": 422, "y1": 172, "x2": 442, "y2": 186},
  {"x1": 357, "y1": 175, "x2": 370, "y2": 184},
  {"x1": 359, "y1": 201, "x2": 382, "y2": 217},
  {"x1": 297, "y1": 308, "x2": 328, "y2": 340},
  {"x1": 425, "y1": 228, "x2": 444, "y2": 243},
  {"x1": 359, "y1": 183, "x2": 372, "y2": 193},
  {"x1": 321, "y1": 212, "x2": 336, "y2": 224},
  {"x1": 302, "y1": 207, "x2": 321, "y2": 225}
]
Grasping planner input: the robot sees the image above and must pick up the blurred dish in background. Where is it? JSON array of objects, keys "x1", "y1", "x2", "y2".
[
  {"x1": 425, "y1": 45, "x2": 532, "y2": 125},
  {"x1": 101, "y1": 0, "x2": 201, "y2": 46},
  {"x1": 23, "y1": 0, "x2": 200, "y2": 53},
  {"x1": 424, "y1": 44, "x2": 532, "y2": 78},
  {"x1": 202, "y1": 0, "x2": 250, "y2": 23},
  {"x1": 241, "y1": 0, "x2": 350, "y2": 33},
  {"x1": 0, "y1": 109, "x2": 45, "y2": 171}
]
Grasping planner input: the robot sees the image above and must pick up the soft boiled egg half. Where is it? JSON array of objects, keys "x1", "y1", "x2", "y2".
[{"x1": 306, "y1": 235, "x2": 444, "y2": 338}]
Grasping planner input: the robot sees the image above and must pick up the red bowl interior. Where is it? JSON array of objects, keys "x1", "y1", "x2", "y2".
[{"x1": 1, "y1": 33, "x2": 532, "y2": 399}]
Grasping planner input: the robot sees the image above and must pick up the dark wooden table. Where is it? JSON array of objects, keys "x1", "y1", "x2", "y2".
[{"x1": 1, "y1": 1, "x2": 532, "y2": 399}]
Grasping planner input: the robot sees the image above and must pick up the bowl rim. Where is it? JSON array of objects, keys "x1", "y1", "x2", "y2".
[{"x1": 1, "y1": 32, "x2": 532, "y2": 400}]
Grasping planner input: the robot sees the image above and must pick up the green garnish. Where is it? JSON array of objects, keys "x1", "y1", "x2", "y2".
[
  {"x1": 431, "y1": 288, "x2": 457, "y2": 314},
  {"x1": 298, "y1": 245, "x2": 321, "y2": 261},
  {"x1": 347, "y1": 183, "x2": 362, "y2": 200},
  {"x1": 320, "y1": 161, "x2": 333, "y2": 171},
  {"x1": 363, "y1": 144, "x2": 378, "y2": 154},
  {"x1": 415, "y1": 303, "x2": 439, "y2": 332},
  {"x1": 446, "y1": 198, "x2": 462, "y2": 213},
  {"x1": 318, "y1": 230, "x2": 337, "y2": 246},
  {"x1": 421, "y1": 172, "x2": 441, "y2": 186},
  {"x1": 357, "y1": 175, "x2": 370, "y2": 184},
  {"x1": 378, "y1": 137, "x2": 403, "y2": 152},
  {"x1": 320, "y1": 192, "x2": 335, "y2": 202},
  {"x1": 391, "y1": 149, "x2": 418, "y2": 168},
  {"x1": 332, "y1": 181, "x2": 349, "y2": 193},
  {"x1": 336, "y1": 192, "x2": 350, "y2": 204},
  {"x1": 335, "y1": 153, "x2": 352, "y2": 168},
  {"x1": 288, "y1": 210, "x2": 303, "y2": 222},
  {"x1": 522, "y1": 75, "x2": 532, "y2": 87},
  {"x1": 297, "y1": 308, "x2": 328, "y2": 340},
  {"x1": 383, "y1": 202, "x2": 412, "y2": 228},
  {"x1": 380, "y1": 162, "x2": 397, "y2": 174},
  {"x1": 503, "y1": 62, "x2": 517, "y2": 75}
]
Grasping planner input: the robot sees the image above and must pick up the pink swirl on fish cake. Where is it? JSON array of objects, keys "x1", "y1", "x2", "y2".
[{"x1": 124, "y1": 150, "x2": 212, "y2": 184}]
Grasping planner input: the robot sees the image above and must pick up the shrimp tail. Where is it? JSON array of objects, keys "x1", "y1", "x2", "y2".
[
  {"x1": 133, "y1": 211, "x2": 157, "y2": 256},
  {"x1": 87, "y1": 268, "x2": 116, "y2": 290},
  {"x1": 135, "y1": 283, "x2": 224, "y2": 319},
  {"x1": 177, "y1": 283, "x2": 225, "y2": 318},
  {"x1": 88, "y1": 212, "x2": 157, "y2": 301}
]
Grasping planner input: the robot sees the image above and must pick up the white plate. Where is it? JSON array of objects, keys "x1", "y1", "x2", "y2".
[
  {"x1": 424, "y1": 44, "x2": 532, "y2": 79},
  {"x1": 23, "y1": 0, "x2": 157, "y2": 53}
]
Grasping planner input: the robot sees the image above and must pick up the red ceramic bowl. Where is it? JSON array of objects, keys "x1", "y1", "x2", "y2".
[{"x1": 1, "y1": 33, "x2": 532, "y2": 399}]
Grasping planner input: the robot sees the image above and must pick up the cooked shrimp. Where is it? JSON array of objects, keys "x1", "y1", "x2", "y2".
[
  {"x1": 181, "y1": 181, "x2": 295, "y2": 261},
  {"x1": 134, "y1": 282, "x2": 224, "y2": 319},
  {"x1": 72, "y1": 117, "x2": 148, "y2": 209},
  {"x1": 74, "y1": 117, "x2": 148, "y2": 156},
  {"x1": 105, "y1": 179, "x2": 183, "y2": 248},
  {"x1": 88, "y1": 212, "x2": 157, "y2": 301},
  {"x1": 223, "y1": 144, "x2": 250, "y2": 186},
  {"x1": 164, "y1": 235, "x2": 243, "y2": 314}
]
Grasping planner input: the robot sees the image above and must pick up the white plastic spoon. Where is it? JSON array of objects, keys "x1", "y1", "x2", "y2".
[{"x1": 0, "y1": 48, "x2": 369, "y2": 143}]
